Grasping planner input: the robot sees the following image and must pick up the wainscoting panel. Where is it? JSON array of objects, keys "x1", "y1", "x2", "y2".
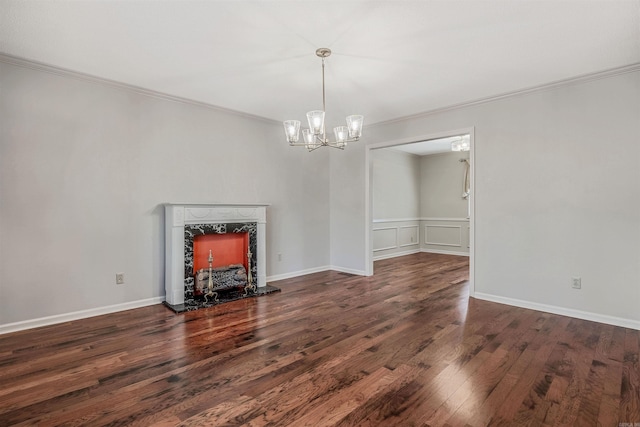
[
  {"x1": 399, "y1": 225, "x2": 419, "y2": 247},
  {"x1": 373, "y1": 227, "x2": 398, "y2": 252},
  {"x1": 421, "y1": 218, "x2": 469, "y2": 256},
  {"x1": 425, "y1": 225, "x2": 461, "y2": 247},
  {"x1": 372, "y1": 219, "x2": 421, "y2": 260}
]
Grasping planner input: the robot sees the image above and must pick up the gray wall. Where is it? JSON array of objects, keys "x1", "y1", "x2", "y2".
[
  {"x1": 0, "y1": 60, "x2": 331, "y2": 326},
  {"x1": 419, "y1": 151, "x2": 469, "y2": 218},
  {"x1": 420, "y1": 151, "x2": 470, "y2": 255},
  {"x1": 371, "y1": 149, "x2": 421, "y2": 259},
  {"x1": 372, "y1": 149, "x2": 420, "y2": 220},
  {"x1": 330, "y1": 70, "x2": 640, "y2": 327}
]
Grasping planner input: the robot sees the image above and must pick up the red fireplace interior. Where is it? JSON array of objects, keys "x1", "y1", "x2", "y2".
[{"x1": 193, "y1": 232, "x2": 249, "y2": 275}]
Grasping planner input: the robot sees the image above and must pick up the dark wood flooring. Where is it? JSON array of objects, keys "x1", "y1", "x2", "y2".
[{"x1": 0, "y1": 253, "x2": 638, "y2": 426}]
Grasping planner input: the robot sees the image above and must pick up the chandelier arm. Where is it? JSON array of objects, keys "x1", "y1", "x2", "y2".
[{"x1": 314, "y1": 134, "x2": 327, "y2": 145}]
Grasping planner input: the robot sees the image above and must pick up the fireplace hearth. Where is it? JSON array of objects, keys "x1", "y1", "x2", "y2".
[{"x1": 163, "y1": 203, "x2": 279, "y2": 313}]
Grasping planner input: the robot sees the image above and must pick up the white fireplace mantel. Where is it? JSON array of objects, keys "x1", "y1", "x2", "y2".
[{"x1": 164, "y1": 203, "x2": 269, "y2": 306}]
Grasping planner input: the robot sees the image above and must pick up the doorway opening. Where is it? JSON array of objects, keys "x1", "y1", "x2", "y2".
[{"x1": 364, "y1": 128, "x2": 475, "y2": 296}]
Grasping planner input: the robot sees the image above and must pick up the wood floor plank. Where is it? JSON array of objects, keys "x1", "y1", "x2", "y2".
[{"x1": 0, "y1": 253, "x2": 638, "y2": 426}]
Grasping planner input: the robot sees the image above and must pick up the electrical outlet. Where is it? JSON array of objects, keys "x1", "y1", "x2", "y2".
[
  {"x1": 571, "y1": 277, "x2": 581, "y2": 289},
  {"x1": 277, "y1": 253, "x2": 282, "y2": 262},
  {"x1": 116, "y1": 273, "x2": 125, "y2": 285}
]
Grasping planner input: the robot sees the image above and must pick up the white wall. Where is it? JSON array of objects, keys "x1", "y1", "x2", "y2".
[
  {"x1": 0, "y1": 60, "x2": 331, "y2": 327},
  {"x1": 330, "y1": 69, "x2": 640, "y2": 328}
]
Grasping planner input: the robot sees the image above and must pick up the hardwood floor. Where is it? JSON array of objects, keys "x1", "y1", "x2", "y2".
[{"x1": 0, "y1": 253, "x2": 638, "y2": 426}]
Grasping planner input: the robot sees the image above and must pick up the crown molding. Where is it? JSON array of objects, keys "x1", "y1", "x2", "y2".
[
  {"x1": 370, "y1": 62, "x2": 640, "y2": 127},
  {"x1": 0, "y1": 52, "x2": 280, "y2": 125}
]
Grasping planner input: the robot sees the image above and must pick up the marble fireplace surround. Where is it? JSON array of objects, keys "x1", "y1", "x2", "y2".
[{"x1": 164, "y1": 203, "x2": 269, "y2": 310}]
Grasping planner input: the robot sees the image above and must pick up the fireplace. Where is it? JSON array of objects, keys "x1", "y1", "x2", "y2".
[{"x1": 164, "y1": 203, "x2": 277, "y2": 312}]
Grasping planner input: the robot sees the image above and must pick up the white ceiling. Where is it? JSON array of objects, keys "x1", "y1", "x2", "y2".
[{"x1": 1, "y1": 1, "x2": 639, "y2": 126}]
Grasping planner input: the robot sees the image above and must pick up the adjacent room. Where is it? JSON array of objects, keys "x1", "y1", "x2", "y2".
[{"x1": 1, "y1": 1, "x2": 639, "y2": 425}]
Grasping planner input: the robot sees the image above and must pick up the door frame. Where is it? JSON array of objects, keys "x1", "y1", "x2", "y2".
[{"x1": 364, "y1": 127, "x2": 475, "y2": 296}]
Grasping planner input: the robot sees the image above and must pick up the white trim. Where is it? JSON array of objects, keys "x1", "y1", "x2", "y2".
[
  {"x1": 421, "y1": 248, "x2": 470, "y2": 257},
  {"x1": 329, "y1": 265, "x2": 367, "y2": 276},
  {"x1": 374, "y1": 249, "x2": 421, "y2": 261},
  {"x1": 372, "y1": 218, "x2": 421, "y2": 223},
  {"x1": 369, "y1": 63, "x2": 640, "y2": 127},
  {"x1": 365, "y1": 145, "x2": 373, "y2": 276},
  {"x1": 0, "y1": 297, "x2": 165, "y2": 335},
  {"x1": 425, "y1": 224, "x2": 462, "y2": 247},
  {"x1": 469, "y1": 129, "x2": 475, "y2": 296},
  {"x1": 267, "y1": 266, "x2": 330, "y2": 283},
  {"x1": 474, "y1": 292, "x2": 640, "y2": 331},
  {"x1": 421, "y1": 217, "x2": 470, "y2": 222},
  {"x1": 267, "y1": 265, "x2": 367, "y2": 283},
  {"x1": 373, "y1": 245, "x2": 398, "y2": 252}
]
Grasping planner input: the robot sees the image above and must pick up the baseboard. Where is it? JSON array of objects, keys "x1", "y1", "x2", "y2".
[
  {"x1": 373, "y1": 249, "x2": 421, "y2": 261},
  {"x1": 267, "y1": 264, "x2": 366, "y2": 283},
  {"x1": 267, "y1": 266, "x2": 331, "y2": 283},
  {"x1": 0, "y1": 297, "x2": 166, "y2": 335},
  {"x1": 329, "y1": 265, "x2": 367, "y2": 276},
  {"x1": 421, "y1": 248, "x2": 470, "y2": 257},
  {"x1": 474, "y1": 292, "x2": 640, "y2": 331}
]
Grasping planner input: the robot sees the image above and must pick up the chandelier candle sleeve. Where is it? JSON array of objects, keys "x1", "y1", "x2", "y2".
[
  {"x1": 347, "y1": 115, "x2": 364, "y2": 138},
  {"x1": 334, "y1": 126, "x2": 348, "y2": 144},
  {"x1": 283, "y1": 48, "x2": 364, "y2": 151},
  {"x1": 284, "y1": 120, "x2": 301, "y2": 143},
  {"x1": 307, "y1": 111, "x2": 325, "y2": 135}
]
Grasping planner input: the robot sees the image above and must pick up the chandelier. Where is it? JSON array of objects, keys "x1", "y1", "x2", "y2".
[{"x1": 283, "y1": 48, "x2": 364, "y2": 151}]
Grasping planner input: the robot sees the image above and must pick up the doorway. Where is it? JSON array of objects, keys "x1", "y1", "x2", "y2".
[{"x1": 364, "y1": 128, "x2": 475, "y2": 296}]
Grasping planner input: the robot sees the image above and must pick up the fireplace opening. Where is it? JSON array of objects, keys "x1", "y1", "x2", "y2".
[
  {"x1": 184, "y1": 222, "x2": 259, "y2": 306},
  {"x1": 193, "y1": 233, "x2": 249, "y2": 272},
  {"x1": 193, "y1": 233, "x2": 250, "y2": 299}
]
